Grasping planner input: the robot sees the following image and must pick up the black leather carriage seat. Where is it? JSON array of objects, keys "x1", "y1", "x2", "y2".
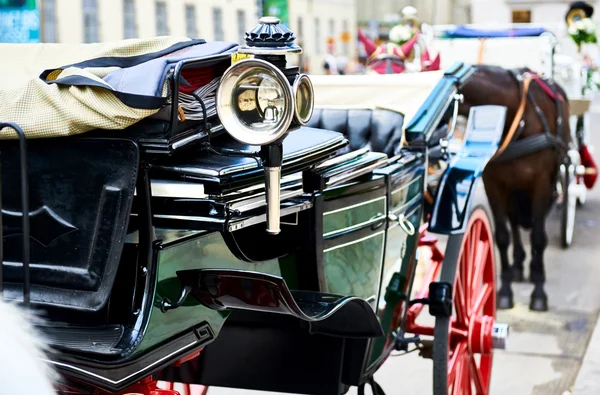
[
  {"x1": 0, "y1": 137, "x2": 139, "y2": 312},
  {"x1": 304, "y1": 108, "x2": 404, "y2": 157}
]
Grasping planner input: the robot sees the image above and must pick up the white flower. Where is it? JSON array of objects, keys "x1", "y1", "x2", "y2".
[
  {"x1": 389, "y1": 25, "x2": 412, "y2": 43},
  {"x1": 568, "y1": 24, "x2": 579, "y2": 35},
  {"x1": 582, "y1": 18, "x2": 595, "y2": 34}
]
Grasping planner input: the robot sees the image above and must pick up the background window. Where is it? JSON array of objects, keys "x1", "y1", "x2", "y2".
[
  {"x1": 237, "y1": 10, "x2": 246, "y2": 44},
  {"x1": 315, "y1": 18, "x2": 320, "y2": 54},
  {"x1": 213, "y1": 8, "x2": 223, "y2": 41},
  {"x1": 82, "y1": 0, "x2": 99, "y2": 43},
  {"x1": 155, "y1": 1, "x2": 168, "y2": 36},
  {"x1": 185, "y1": 4, "x2": 198, "y2": 38},
  {"x1": 342, "y1": 20, "x2": 349, "y2": 55},
  {"x1": 329, "y1": 18, "x2": 335, "y2": 37},
  {"x1": 297, "y1": 16, "x2": 303, "y2": 39},
  {"x1": 43, "y1": 0, "x2": 56, "y2": 43},
  {"x1": 123, "y1": 0, "x2": 137, "y2": 39},
  {"x1": 512, "y1": 10, "x2": 531, "y2": 23}
]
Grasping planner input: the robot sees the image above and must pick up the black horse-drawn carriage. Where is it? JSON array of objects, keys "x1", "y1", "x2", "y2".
[{"x1": 0, "y1": 18, "x2": 508, "y2": 395}]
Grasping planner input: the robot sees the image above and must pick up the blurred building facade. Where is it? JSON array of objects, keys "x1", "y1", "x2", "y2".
[
  {"x1": 280, "y1": 0, "x2": 357, "y2": 74},
  {"x1": 468, "y1": 0, "x2": 600, "y2": 25},
  {"x1": 37, "y1": 0, "x2": 356, "y2": 75},
  {"x1": 39, "y1": 0, "x2": 259, "y2": 44}
]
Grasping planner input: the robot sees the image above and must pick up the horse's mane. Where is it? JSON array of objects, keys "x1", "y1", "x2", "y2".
[{"x1": 0, "y1": 300, "x2": 57, "y2": 394}]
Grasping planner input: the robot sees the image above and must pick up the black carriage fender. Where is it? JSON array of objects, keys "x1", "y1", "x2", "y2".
[{"x1": 429, "y1": 105, "x2": 507, "y2": 235}]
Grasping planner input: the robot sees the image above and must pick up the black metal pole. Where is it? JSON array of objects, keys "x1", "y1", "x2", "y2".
[
  {"x1": 0, "y1": 140, "x2": 2, "y2": 297},
  {"x1": 0, "y1": 123, "x2": 29, "y2": 306}
]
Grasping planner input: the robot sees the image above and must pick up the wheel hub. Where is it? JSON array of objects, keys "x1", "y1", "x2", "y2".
[
  {"x1": 467, "y1": 315, "x2": 493, "y2": 354},
  {"x1": 492, "y1": 322, "x2": 509, "y2": 350},
  {"x1": 467, "y1": 317, "x2": 509, "y2": 355}
]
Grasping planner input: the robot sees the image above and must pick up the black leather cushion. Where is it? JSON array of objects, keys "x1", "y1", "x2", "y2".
[
  {"x1": 305, "y1": 108, "x2": 404, "y2": 157},
  {"x1": 0, "y1": 138, "x2": 139, "y2": 312}
]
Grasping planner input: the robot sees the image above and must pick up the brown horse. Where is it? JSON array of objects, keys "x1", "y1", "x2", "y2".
[{"x1": 458, "y1": 64, "x2": 571, "y2": 311}]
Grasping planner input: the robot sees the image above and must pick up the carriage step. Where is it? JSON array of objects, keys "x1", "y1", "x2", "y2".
[{"x1": 492, "y1": 323, "x2": 509, "y2": 350}]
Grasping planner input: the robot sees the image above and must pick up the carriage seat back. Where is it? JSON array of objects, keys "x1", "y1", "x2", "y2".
[
  {"x1": 1, "y1": 138, "x2": 139, "y2": 312},
  {"x1": 305, "y1": 108, "x2": 404, "y2": 157}
]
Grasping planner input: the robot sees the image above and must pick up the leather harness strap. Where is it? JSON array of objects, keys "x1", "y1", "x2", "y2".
[
  {"x1": 493, "y1": 75, "x2": 533, "y2": 159},
  {"x1": 492, "y1": 70, "x2": 567, "y2": 162}
]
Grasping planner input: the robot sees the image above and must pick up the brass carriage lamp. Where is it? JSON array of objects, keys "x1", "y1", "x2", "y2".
[{"x1": 216, "y1": 16, "x2": 314, "y2": 235}]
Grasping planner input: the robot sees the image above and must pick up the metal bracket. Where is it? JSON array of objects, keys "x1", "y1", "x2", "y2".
[
  {"x1": 408, "y1": 281, "x2": 453, "y2": 318},
  {"x1": 394, "y1": 333, "x2": 422, "y2": 352},
  {"x1": 160, "y1": 285, "x2": 192, "y2": 312}
]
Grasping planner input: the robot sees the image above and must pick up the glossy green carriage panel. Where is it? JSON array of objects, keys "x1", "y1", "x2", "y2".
[
  {"x1": 136, "y1": 230, "x2": 283, "y2": 354},
  {"x1": 368, "y1": 165, "x2": 425, "y2": 368},
  {"x1": 321, "y1": 176, "x2": 388, "y2": 301},
  {"x1": 390, "y1": 175, "x2": 423, "y2": 212},
  {"x1": 323, "y1": 196, "x2": 386, "y2": 236},
  {"x1": 323, "y1": 231, "x2": 386, "y2": 300},
  {"x1": 369, "y1": 204, "x2": 422, "y2": 367}
]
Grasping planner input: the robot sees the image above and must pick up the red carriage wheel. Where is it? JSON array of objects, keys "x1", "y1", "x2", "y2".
[{"x1": 432, "y1": 207, "x2": 499, "y2": 395}]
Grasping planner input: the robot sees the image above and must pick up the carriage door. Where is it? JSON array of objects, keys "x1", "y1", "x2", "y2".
[
  {"x1": 369, "y1": 154, "x2": 426, "y2": 366},
  {"x1": 320, "y1": 173, "x2": 388, "y2": 309}
]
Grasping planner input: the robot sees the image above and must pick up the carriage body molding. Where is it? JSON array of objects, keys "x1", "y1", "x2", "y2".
[{"x1": 0, "y1": 16, "x2": 509, "y2": 395}]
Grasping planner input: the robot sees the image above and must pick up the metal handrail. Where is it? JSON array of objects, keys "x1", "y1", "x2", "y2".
[{"x1": 0, "y1": 122, "x2": 29, "y2": 306}]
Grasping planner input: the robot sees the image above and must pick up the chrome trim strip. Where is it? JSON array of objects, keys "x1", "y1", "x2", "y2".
[
  {"x1": 323, "y1": 214, "x2": 386, "y2": 238},
  {"x1": 325, "y1": 157, "x2": 388, "y2": 188},
  {"x1": 171, "y1": 167, "x2": 221, "y2": 177},
  {"x1": 323, "y1": 230, "x2": 385, "y2": 253},
  {"x1": 153, "y1": 214, "x2": 224, "y2": 224},
  {"x1": 391, "y1": 194, "x2": 422, "y2": 216},
  {"x1": 230, "y1": 187, "x2": 304, "y2": 212},
  {"x1": 42, "y1": 341, "x2": 197, "y2": 385},
  {"x1": 153, "y1": 201, "x2": 313, "y2": 231},
  {"x1": 315, "y1": 147, "x2": 370, "y2": 170},
  {"x1": 223, "y1": 173, "x2": 302, "y2": 200},
  {"x1": 391, "y1": 176, "x2": 421, "y2": 196},
  {"x1": 172, "y1": 123, "x2": 225, "y2": 150},
  {"x1": 324, "y1": 196, "x2": 386, "y2": 216},
  {"x1": 220, "y1": 134, "x2": 347, "y2": 176},
  {"x1": 228, "y1": 201, "x2": 313, "y2": 232},
  {"x1": 148, "y1": 180, "x2": 207, "y2": 199}
]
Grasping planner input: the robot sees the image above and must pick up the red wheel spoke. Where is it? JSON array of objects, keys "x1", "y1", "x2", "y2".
[
  {"x1": 451, "y1": 327, "x2": 468, "y2": 340},
  {"x1": 466, "y1": 227, "x2": 476, "y2": 309},
  {"x1": 472, "y1": 283, "x2": 492, "y2": 316},
  {"x1": 470, "y1": 356, "x2": 488, "y2": 395},
  {"x1": 436, "y1": 211, "x2": 497, "y2": 395},
  {"x1": 461, "y1": 255, "x2": 470, "y2": 319},
  {"x1": 451, "y1": 355, "x2": 463, "y2": 395},
  {"x1": 448, "y1": 342, "x2": 466, "y2": 388},
  {"x1": 470, "y1": 240, "x2": 489, "y2": 306},
  {"x1": 464, "y1": 356, "x2": 473, "y2": 394},
  {"x1": 455, "y1": 270, "x2": 469, "y2": 325}
]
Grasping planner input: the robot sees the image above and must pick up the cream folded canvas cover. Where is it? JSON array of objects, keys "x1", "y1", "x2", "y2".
[
  {"x1": 309, "y1": 71, "x2": 444, "y2": 127},
  {"x1": 0, "y1": 37, "x2": 237, "y2": 139}
]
